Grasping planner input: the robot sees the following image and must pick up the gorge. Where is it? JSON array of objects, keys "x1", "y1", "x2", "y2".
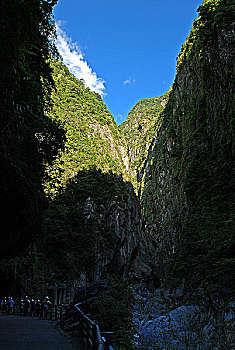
[{"x1": 0, "y1": 0, "x2": 234, "y2": 349}]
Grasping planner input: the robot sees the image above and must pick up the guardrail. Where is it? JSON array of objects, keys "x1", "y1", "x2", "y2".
[
  {"x1": 74, "y1": 303, "x2": 105, "y2": 350},
  {"x1": 47, "y1": 304, "x2": 67, "y2": 320},
  {"x1": 8, "y1": 304, "x2": 67, "y2": 320}
]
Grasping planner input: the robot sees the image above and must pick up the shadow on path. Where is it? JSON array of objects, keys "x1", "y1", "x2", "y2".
[{"x1": 0, "y1": 315, "x2": 85, "y2": 350}]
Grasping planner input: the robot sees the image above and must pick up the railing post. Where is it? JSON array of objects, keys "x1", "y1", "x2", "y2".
[{"x1": 74, "y1": 303, "x2": 105, "y2": 350}]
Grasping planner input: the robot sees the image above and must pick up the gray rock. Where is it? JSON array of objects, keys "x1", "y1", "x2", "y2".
[
  {"x1": 138, "y1": 314, "x2": 200, "y2": 349},
  {"x1": 169, "y1": 305, "x2": 200, "y2": 328},
  {"x1": 134, "y1": 302, "x2": 203, "y2": 349},
  {"x1": 132, "y1": 287, "x2": 234, "y2": 350}
]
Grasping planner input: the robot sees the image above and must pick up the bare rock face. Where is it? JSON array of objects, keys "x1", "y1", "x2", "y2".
[{"x1": 81, "y1": 179, "x2": 151, "y2": 281}]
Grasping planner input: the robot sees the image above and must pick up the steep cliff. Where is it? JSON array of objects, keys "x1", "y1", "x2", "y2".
[
  {"x1": 2, "y1": 59, "x2": 151, "y2": 309},
  {"x1": 120, "y1": 92, "x2": 170, "y2": 194},
  {"x1": 0, "y1": 0, "x2": 64, "y2": 259},
  {"x1": 45, "y1": 60, "x2": 130, "y2": 196},
  {"x1": 40, "y1": 60, "x2": 150, "y2": 285},
  {"x1": 141, "y1": 0, "x2": 235, "y2": 293},
  {"x1": 44, "y1": 169, "x2": 150, "y2": 283}
]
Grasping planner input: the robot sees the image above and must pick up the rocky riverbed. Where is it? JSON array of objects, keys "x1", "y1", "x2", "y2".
[{"x1": 132, "y1": 285, "x2": 235, "y2": 349}]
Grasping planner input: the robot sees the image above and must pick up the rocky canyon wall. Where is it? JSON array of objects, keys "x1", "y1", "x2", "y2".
[{"x1": 141, "y1": 0, "x2": 235, "y2": 292}]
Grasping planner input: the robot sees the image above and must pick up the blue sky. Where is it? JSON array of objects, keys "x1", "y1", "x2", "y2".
[{"x1": 53, "y1": 0, "x2": 202, "y2": 124}]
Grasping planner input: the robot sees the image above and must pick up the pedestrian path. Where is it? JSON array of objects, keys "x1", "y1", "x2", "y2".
[{"x1": 0, "y1": 315, "x2": 85, "y2": 350}]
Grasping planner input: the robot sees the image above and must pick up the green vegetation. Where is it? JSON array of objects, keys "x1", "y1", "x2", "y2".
[
  {"x1": 142, "y1": 0, "x2": 235, "y2": 295},
  {"x1": 0, "y1": 0, "x2": 64, "y2": 258},
  {"x1": 45, "y1": 60, "x2": 129, "y2": 196},
  {"x1": 1, "y1": 1, "x2": 234, "y2": 348},
  {"x1": 0, "y1": 4, "x2": 135, "y2": 343},
  {"x1": 120, "y1": 91, "x2": 170, "y2": 193},
  {"x1": 43, "y1": 169, "x2": 131, "y2": 282},
  {"x1": 88, "y1": 277, "x2": 134, "y2": 350}
]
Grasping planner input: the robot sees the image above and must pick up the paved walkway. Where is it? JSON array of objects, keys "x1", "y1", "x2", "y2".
[{"x1": 0, "y1": 315, "x2": 85, "y2": 350}]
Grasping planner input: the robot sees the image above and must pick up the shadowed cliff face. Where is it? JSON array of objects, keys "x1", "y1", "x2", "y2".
[
  {"x1": 141, "y1": 0, "x2": 235, "y2": 292},
  {"x1": 1, "y1": 59, "x2": 150, "y2": 297},
  {"x1": 43, "y1": 169, "x2": 151, "y2": 283},
  {"x1": 0, "y1": 0, "x2": 64, "y2": 259}
]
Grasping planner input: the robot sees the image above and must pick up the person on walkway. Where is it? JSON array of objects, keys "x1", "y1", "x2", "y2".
[
  {"x1": 24, "y1": 296, "x2": 31, "y2": 316},
  {"x1": 9, "y1": 298, "x2": 14, "y2": 314},
  {"x1": 31, "y1": 299, "x2": 36, "y2": 317},
  {"x1": 36, "y1": 299, "x2": 42, "y2": 317},
  {"x1": 3, "y1": 298, "x2": 8, "y2": 315},
  {"x1": 1, "y1": 299, "x2": 4, "y2": 315},
  {"x1": 7, "y1": 297, "x2": 10, "y2": 314},
  {"x1": 1, "y1": 299, "x2": 3, "y2": 315},
  {"x1": 20, "y1": 299, "x2": 24, "y2": 316},
  {"x1": 43, "y1": 296, "x2": 51, "y2": 318}
]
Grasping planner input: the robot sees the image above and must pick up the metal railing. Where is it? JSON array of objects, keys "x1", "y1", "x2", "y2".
[
  {"x1": 5, "y1": 304, "x2": 67, "y2": 319},
  {"x1": 47, "y1": 304, "x2": 67, "y2": 320},
  {"x1": 74, "y1": 302, "x2": 105, "y2": 350}
]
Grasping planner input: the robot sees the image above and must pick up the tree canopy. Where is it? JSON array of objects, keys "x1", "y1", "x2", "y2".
[{"x1": 0, "y1": 0, "x2": 65, "y2": 258}]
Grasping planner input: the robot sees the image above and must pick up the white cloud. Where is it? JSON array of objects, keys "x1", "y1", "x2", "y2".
[
  {"x1": 123, "y1": 76, "x2": 136, "y2": 86},
  {"x1": 56, "y1": 23, "x2": 106, "y2": 97},
  {"x1": 116, "y1": 114, "x2": 126, "y2": 124}
]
